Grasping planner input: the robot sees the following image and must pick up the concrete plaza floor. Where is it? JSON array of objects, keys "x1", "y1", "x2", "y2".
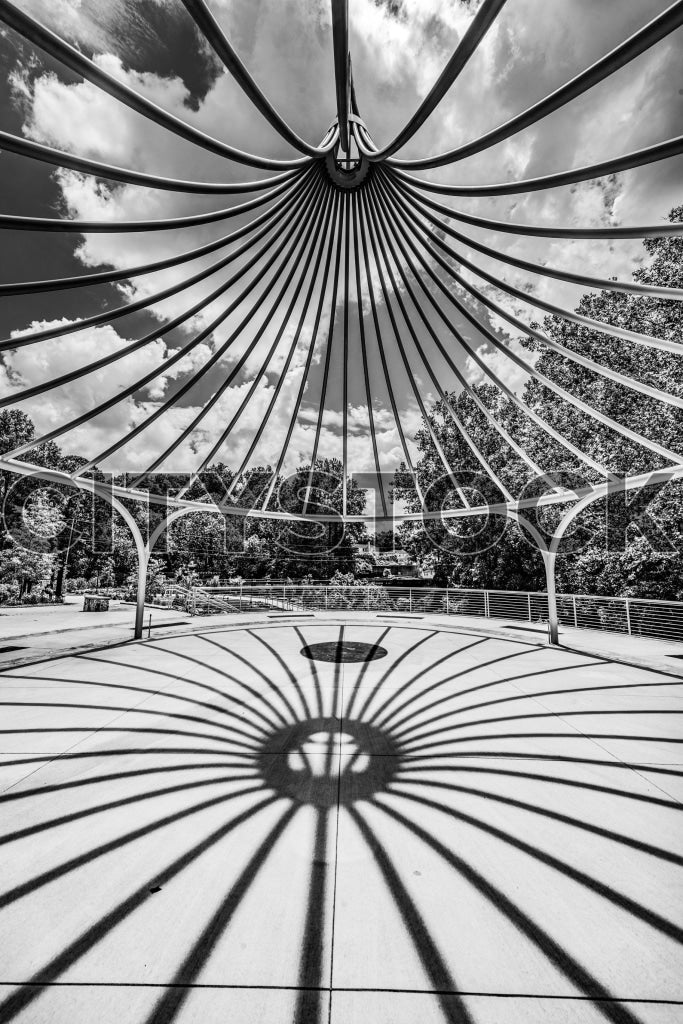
[
  {"x1": 0, "y1": 598, "x2": 191, "y2": 664},
  {"x1": 0, "y1": 615, "x2": 682, "y2": 1023}
]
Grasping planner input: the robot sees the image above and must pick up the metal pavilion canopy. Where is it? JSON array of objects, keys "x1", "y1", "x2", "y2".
[{"x1": 1, "y1": 0, "x2": 683, "y2": 638}]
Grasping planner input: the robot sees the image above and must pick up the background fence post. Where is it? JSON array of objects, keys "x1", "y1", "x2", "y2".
[{"x1": 625, "y1": 598, "x2": 632, "y2": 635}]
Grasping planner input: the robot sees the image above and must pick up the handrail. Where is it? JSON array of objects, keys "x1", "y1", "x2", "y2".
[{"x1": 198, "y1": 583, "x2": 683, "y2": 643}]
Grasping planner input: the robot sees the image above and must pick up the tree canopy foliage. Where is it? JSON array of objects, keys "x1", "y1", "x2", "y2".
[
  {"x1": 398, "y1": 203, "x2": 683, "y2": 599},
  {"x1": 0, "y1": 413, "x2": 367, "y2": 600}
]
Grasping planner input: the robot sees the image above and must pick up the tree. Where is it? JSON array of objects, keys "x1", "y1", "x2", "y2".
[
  {"x1": 234, "y1": 458, "x2": 368, "y2": 580},
  {"x1": 399, "y1": 203, "x2": 683, "y2": 598},
  {"x1": 0, "y1": 487, "x2": 64, "y2": 601},
  {"x1": 520, "y1": 203, "x2": 683, "y2": 597}
]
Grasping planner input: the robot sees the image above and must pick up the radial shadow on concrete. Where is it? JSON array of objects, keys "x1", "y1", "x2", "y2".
[{"x1": 0, "y1": 623, "x2": 682, "y2": 1023}]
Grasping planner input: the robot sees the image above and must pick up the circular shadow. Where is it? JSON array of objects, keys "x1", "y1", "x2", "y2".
[
  {"x1": 301, "y1": 641, "x2": 388, "y2": 663},
  {"x1": 258, "y1": 716, "x2": 400, "y2": 808}
]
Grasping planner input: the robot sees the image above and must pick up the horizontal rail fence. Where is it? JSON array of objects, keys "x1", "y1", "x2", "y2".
[{"x1": 195, "y1": 584, "x2": 683, "y2": 643}]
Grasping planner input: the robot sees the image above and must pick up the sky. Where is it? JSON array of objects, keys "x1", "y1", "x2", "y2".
[{"x1": 0, "y1": 0, "x2": 681, "y2": 491}]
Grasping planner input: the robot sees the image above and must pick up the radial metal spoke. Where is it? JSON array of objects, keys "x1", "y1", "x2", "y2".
[
  {"x1": 392, "y1": 134, "x2": 683, "y2": 198},
  {"x1": 391, "y1": 171, "x2": 683, "y2": 239},
  {"x1": 97, "y1": 181, "x2": 332, "y2": 481},
  {"x1": 0, "y1": 172, "x2": 310, "y2": 299},
  {"x1": 360, "y1": 184, "x2": 471, "y2": 507},
  {"x1": 6, "y1": 177, "x2": 326, "y2": 464},
  {"x1": 260, "y1": 191, "x2": 343, "y2": 510},
  {"x1": 379, "y1": 174, "x2": 683, "y2": 409},
  {"x1": 365, "y1": 0, "x2": 509, "y2": 161},
  {"x1": 382, "y1": 177, "x2": 683, "y2": 469},
  {"x1": 331, "y1": 0, "x2": 350, "y2": 153},
  {"x1": 351, "y1": 191, "x2": 389, "y2": 519},
  {"x1": 0, "y1": 129, "x2": 301, "y2": 195},
  {"x1": 0, "y1": 0, "x2": 313, "y2": 171},
  {"x1": 386, "y1": 0, "x2": 683, "y2": 169},
  {"x1": 179, "y1": 0, "x2": 331, "y2": 157},
  {"x1": 131, "y1": 186, "x2": 335, "y2": 487},
  {"x1": 356, "y1": 185, "x2": 425, "y2": 507},
  {"x1": 366, "y1": 178, "x2": 514, "y2": 501},
  {"x1": 390, "y1": 173, "x2": 683, "y2": 301},
  {"x1": 219, "y1": 186, "x2": 338, "y2": 500}
]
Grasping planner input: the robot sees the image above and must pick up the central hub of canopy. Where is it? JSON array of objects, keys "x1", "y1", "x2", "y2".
[
  {"x1": 324, "y1": 114, "x2": 372, "y2": 188},
  {"x1": 325, "y1": 148, "x2": 371, "y2": 189}
]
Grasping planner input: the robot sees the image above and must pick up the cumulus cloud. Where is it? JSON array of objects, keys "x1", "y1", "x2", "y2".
[
  {"x1": 0, "y1": 320, "x2": 213, "y2": 459},
  {"x1": 464, "y1": 337, "x2": 534, "y2": 395}
]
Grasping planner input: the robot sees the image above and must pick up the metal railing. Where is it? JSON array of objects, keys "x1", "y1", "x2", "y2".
[
  {"x1": 195, "y1": 583, "x2": 683, "y2": 644},
  {"x1": 158, "y1": 584, "x2": 239, "y2": 616}
]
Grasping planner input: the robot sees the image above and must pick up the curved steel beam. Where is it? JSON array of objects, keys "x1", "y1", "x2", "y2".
[
  {"x1": 369, "y1": 0, "x2": 508, "y2": 161},
  {"x1": 0, "y1": 174, "x2": 320, "y2": 412},
  {"x1": 4, "y1": 456, "x2": 683, "y2": 527},
  {"x1": 0, "y1": 460, "x2": 150, "y2": 637},
  {"x1": 304, "y1": 192, "x2": 347, "y2": 512},
  {"x1": 381, "y1": 172, "x2": 683, "y2": 356},
  {"x1": 361, "y1": 184, "x2": 471, "y2": 507},
  {"x1": 390, "y1": 174, "x2": 683, "y2": 239},
  {"x1": 389, "y1": 174, "x2": 683, "y2": 300},
  {"x1": 373, "y1": 178, "x2": 614, "y2": 477},
  {"x1": 139, "y1": 184, "x2": 336, "y2": 490},
  {"x1": 179, "y1": 0, "x2": 330, "y2": 157},
  {"x1": 0, "y1": 171, "x2": 311, "y2": 297},
  {"x1": 382, "y1": 179, "x2": 683, "y2": 469},
  {"x1": 4, "y1": 178, "x2": 327, "y2": 465},
  {"x1": 541, "y1": 473, "x2": 683, "y2": 643},
  {"x1": 79, "y1": 181, "x2": 331, "y2": 479},
  {"x1": 382, "y1": 181, "x2": 683, "y2": 471},
  {"x1": 356, "y1": 185, "x2": 425, "y2": 508},
  {"x1": 331, "y1": 0, "x2": 350, "y2": 153},
  {"x1": 260, "y1": 191, "x2": 343, "y2": 510},
  {"x1": 367, "y1": 178, "x2": 514, "y2": 502},
  {"x1": 0, "y1": 172, "x2": 301, "y2": 234},
  {"x1": 381, "y1": 176, "x2": 683, "y2": 409},
  {"x1": 371, "y1": 178, "x2": 549, "y2": 485},
  {"x1": 0, "y1": 0, "x2": 313, "y2": 171},
  {"x1": 390, "y1": 135, "x2": 683, "y2": 198},
  {"x1": 342, "y1": 191, "x2": 351, "y2": 516},
  {"x1": 351, "y1": 190, "x2": 388, "y2": 519},
  {"x1": 0, "y1": 130, "x2": 301, "y2": 195},
  {"x1": 383, "y1": 0, "x2": 683, "y2": 168},
  {"x1": 0, "y1": 171, "x2": 318, "y2": 353},
  {"x1": 224, "y1": 189, "x2": 339, "y2": 502}
]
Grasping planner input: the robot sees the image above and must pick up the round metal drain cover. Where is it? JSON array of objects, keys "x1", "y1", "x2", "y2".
[{"x1": 301, "y1": 641, "x2": 387, "y2": 663}]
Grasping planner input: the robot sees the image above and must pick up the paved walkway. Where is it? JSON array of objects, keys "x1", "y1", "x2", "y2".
[
  {"x1": 0, "y1": 598, "x2": 196, "y2": 665},
  {"x1": 0, "y1": 618, "x2": 681, "y2": 1022},
  {"x1": 2, "y1": 600, "x2": 683, "y2": 679}
]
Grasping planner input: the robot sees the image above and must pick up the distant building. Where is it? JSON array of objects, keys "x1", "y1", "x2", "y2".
[{"x1": 351, "y1": 540, "x2": 431, "y2": 580}]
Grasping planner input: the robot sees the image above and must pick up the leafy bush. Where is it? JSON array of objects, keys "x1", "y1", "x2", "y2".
[
  {"x1": 0, "y1": 582, "x2": 19, "y2": 605},
  {"x1": 67, "y1": 577, "x2": 89, "y2": 592}
]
